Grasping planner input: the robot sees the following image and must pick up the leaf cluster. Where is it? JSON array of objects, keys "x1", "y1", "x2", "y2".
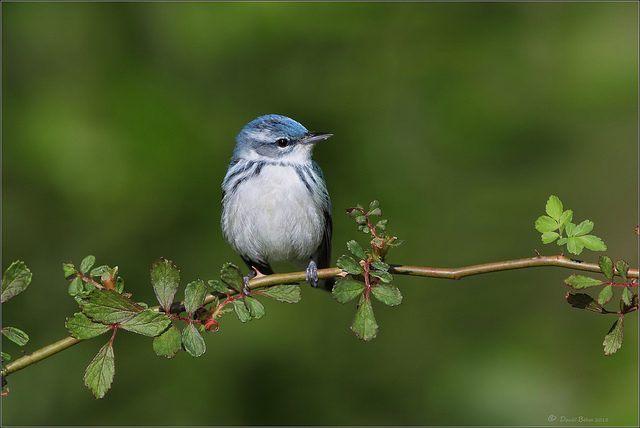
[
  {"x1": 564, "y1": 255, "x2": 637, "y2": 355},
  {"x1": 335, "y1": 201, "x2": 403, "y2": 340},
  {"x1": 2, "y1": 261, "x2": 33, "y2": 395},
  {"x1": 535, "y1": 195, "x2": 606, "y2": 255}
]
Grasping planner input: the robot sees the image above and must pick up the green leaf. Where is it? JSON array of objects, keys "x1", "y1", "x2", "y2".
[
  {"x1": 564, "y1": 274, "x2": 603, "y2": 290},
  {"x1": 371, "y1": 270, "x2": 393, "y2": 284},
  {"x1": 233, "y1": 299, "x2": 252, "y2": 323},
  {"x1": 90, "y1": 265, "x2": 110, "y2": 278},
  {"x1": 565, "y1": 292, "x2": 604, "y2": 313},
  {"x1": 565, "y1": 237, "x2": 585, "y2": 255},
  {"x1": 244, "y1": 296, "x2": 266, "y2": 319},
  {"x1": 66, "y1": 312, "x2": 111, "y2": 340},
  {"x1": 351, "y1": 296, "x2": 378, "y2": 341},
  {"x1": 68, "y1": 276, "x2": 84, "y2": 296},
  {"x1": 150, "y1": 258, "x2": 181, "y2": 311},
  {"x1": 119, "y1": 309, "x2": 171, "y2": 337},
  {"x1": 376, "y1": 219, "x2": 389, "y2": 231},
  {"x1": 564, "y1": 222, "x2": 576, "y2": 237},
  {"x1": 579, "y1": 235, "x2": 607, "y2": 252},
  {"x1": 603, "y1": 316, "x2": 624, "y2": 356},
  {"x1": 615, "y1": 260, "x2": 629, "y2": 283},
  {"x1": 354, "y1": 215, "x2": 367, "y2": 225},
  {"x1": 80, "y1": 255, "x2": 96, "y2": 275},
  {"x1": 332, "y1": 277, "x2": 366, "y2": 303},
  {"x1": 545, "y1": 195, "x2": 563, "y2": 220},
  {"x1": 371, "y1": 284, "x2": 403, "y2": 306},
  {"x1": 259, "y1": 284, "x2": 301, "y2": 303},
  {"x1": 207, "y1": 279, "x2": 230, "y2": 295},
  {"x1": 80, "y1": 290, "x2": 143, "y2": 324},
  {"x1": 371, "y1": 261, "x2": 390, "y2": 272},
  {"x1": 368, "y1": 200, "x2": 380, "y2": 212},
  {"x1": 182, "y1": 323, "x2": 206, "y2": 357},
  {"x1": 597, "y1": 284, "x2": 614, "y2": 305},
  {"x1": 621, "y1": 287, "x2": 633, "y2": 307},
  {"x1": 535, "y1": 216, "x2": 558, "y2": 233},
  {"x1": 598, "y1": 255, "x2": 614, "y2": 281},
  {"x1": 558, "y1": 210, "x2": 573, "y2": 232},
  {"x1": 2, "y1": 261, "x2": 33, "y2": 303},
  {"x1": 336, "y1": 255, "x2": 364, "y2": 275},
  {"x1": 62, "y1": 262, "x2": 77, "y2": 280},
  {"x1": 2, "y1": 327, "x2": 30, "y2": 346},
  {"x1": 184, "y1": 280, "x2": 206, "y2": 314},
  {"x1": 347, "y1": 240, "x2": 367, "y2": 260},
  {"x1": 115, "y1": 277, "x2": 125, "y2": 294},
  {"x1": 2, "y1": 352, "x2": 11, "y2": 362},
  {"x1": 541, "y1": 231, "x2": 560, "y2": 244},
  {"x1": 220, "y1": 263, "x2": 244, "y2": 292},
  {"x1": 84, "y1": 340, "x2": 115, "y2": 399},
  {"x1": 153, "y1": 325, "x2": 182, "y2": 358},
  {"x1": 573, "y1": 220, "x2": 594, "y2": 236},
  {"x1": 367, "y1": 208, "x2": 382, "y2": 217}
]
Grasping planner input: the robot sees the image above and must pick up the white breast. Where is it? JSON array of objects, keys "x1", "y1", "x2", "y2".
[{"x1": 222, "y1": 163, "x2": 324, "y2": 264}]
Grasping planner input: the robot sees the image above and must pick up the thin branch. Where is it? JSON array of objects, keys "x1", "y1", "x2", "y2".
[{"x1": 2, "y1": 253, "x2": 637, "y2": 379}]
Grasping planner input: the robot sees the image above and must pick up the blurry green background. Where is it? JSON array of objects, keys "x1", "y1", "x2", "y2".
[{"x1": 2, "y1": 2, "x2": 638, "y2": 426}]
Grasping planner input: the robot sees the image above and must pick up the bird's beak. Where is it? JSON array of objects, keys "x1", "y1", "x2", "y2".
[{"x1": 302, "y1": 132, "x2": 333, "y2": 144}]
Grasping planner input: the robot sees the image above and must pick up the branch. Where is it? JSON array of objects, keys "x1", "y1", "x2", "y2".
[{"x1": 2, "y1": 253, "x2": 636, "y2": 379}]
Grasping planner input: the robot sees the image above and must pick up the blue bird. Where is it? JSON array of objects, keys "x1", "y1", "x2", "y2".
[{"x1": 221, "y1": 114, "x2": 333, "y2": 291}]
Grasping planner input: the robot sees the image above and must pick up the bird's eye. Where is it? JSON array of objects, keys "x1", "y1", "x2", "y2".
[{"x1": 276, "y1": 138, "x2": 290, "y2": 148}]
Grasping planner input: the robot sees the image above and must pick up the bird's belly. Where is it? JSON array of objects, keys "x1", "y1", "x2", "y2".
[{"x1": 224, "y1": 165, "x2": 324, "y2": 264}]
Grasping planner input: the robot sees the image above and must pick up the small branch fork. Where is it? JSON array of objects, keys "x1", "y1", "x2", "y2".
[{"x1": 2, "y1": 253, "x2": 637, "y2": 378}]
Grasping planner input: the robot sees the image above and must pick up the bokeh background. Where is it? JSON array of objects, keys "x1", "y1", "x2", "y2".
[{"x1": 2, "y1": 2, "x2": 638, "y2": 426}]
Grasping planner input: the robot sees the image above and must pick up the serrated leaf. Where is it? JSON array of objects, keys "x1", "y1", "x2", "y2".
[
  {"x1": 233, "y1": 299, "x2": 251, "y2": 323},
  {"x1": 2, "y1": 261, "x2": 33, "y2": 303},
  {"x1": 535, "y1": 216, "x2": 558, "y2": 233},
  {"x1": 184, "y1": 280, "x2": 206, "y2": 314},
  {"x1": 259, "y1": 284, "x2": 301, "y2": 303},
  {"x1": 558, "y1": 210, "x2": 573, "y2": 231},
  {"x1": 119, "y1": 309, "x2": 171, "y2": 337},
  {"x1": 80, "y1": 255, "x2": 96, "y2": 275},
  {"x1": 84, "y1": 340, "x2": 115, "y2": 399},
  {"x1": 332, "y1": 277, "x2": 366, "y2": 303},
  {"x1": 615, "y1": 260, "x2": 629, "y2": 283},
  {"x1": 565, "y1": 237, "x2": 585, "y2": 255},
  {"x1": 376, "y1": 219, "x2": 388, "y2": 231},
  {"x1": 220, "y1": 263, "x2": 244, "y2": 292},
  {"x1": 63, "y1": 262, "x2": 77, "y2": 280},
  {"x1": 368, "y1": 200, "x2": 380, "y2": 212},
  {"x1": 371, "y1": 260, "x2": 390, "y2": 272},
  {"x1": 565, "y1": 222, "x2": 576, "y2": 237},
  {"x1": 545, "y1": 195, "x2": 563, "y2": 220},
  {"x1": 564, "y1": 274, "x2": 603, "y2": 289},
  {"x1": 578, "y1": 235, "x2": 607, "y2": 252},
  {"x1": 371, "y1": 284, "x2": 403, "y2": 306},
  {"x1": 598, "y1": 255, "x2": 614, "y2": 281},
  {"x1": 90, "y1": 265, "x2": 110, "y2": 278},
  {"x1": 68, "y1": 276, "x2": 84, "y2": 296},
  {"x1": 565, "y1": 292, "x2": 604, "y2": 313},
  {"x1": 351, "y1": 296, "x2": 378, "y2": 341},
  {"x1": 244, "y1": 296, "x2": 266, "y2": 319},
  {"x1": 573, "y1": 220, "x2": 594, "y2": 236},
  {"x1": 347, "y1": 240, "x2": 367, "y2": 260},
  {"x1": 336, "y1": 255, "x2": 364, "y2": 275},
  {"x1": 354, "y1": 215, "x2": 367, "y2": 225},
  {"x1": 370, "y1": 270, "x2": 393, "y2": 284},
  {"x1": 2, "y1": 327, "x2": 30, "y2": 346},
  {"x1": 80, "y1": 290, "x2": 143, "y2": 324},
  {"x1": 66, "y1": 312, "x2": 112, "y2": 340},
  {"x1": 367, "y1": 208, "x2": 382, "y2": 217},
  {"x1": 150, "y1": 258, "x2": 180, "y2": 311},
  {"x1": 153, "y1": 325, "x2": 182, "y2": 358},
  {"x1": 603, "y1": 316, "x2": 624, "y2": 356},
  {"x1": 597, "y1": 284, "x2": 614, "y2": 305},
  {"x1": 207, "y1": 279, "x2": 231, "y2": 294},
  {"x1": 541, "y1": 231, "x2": 560, "y2": 244},
  {"x1": 182, "y1": 323, "x2": 206, "y2": 357},
  {"x1": 621, "y1": 287, "x2": 633, "y2": 307}
]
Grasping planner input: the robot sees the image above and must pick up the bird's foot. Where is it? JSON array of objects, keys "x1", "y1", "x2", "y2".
[
  {"x1": 242, "y1": 269, "x2": 257, "y2": 296},
  {"x1": 306, "y1": 260, "x2": 319, "y2": 288}
]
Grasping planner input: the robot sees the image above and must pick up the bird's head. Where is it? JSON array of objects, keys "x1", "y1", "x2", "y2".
[{"x1": 233, "y1": 114, "x2": 332, "y2": 162}]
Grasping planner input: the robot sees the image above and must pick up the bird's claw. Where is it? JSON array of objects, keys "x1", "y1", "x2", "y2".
[{"x1": 306, "y1": 260, "x2": 318, "y2": 288}]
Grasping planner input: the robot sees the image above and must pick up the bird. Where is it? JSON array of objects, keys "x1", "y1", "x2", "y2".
[{"x1": 221, "y1": 114, "x2": 333, "y2": 292}]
